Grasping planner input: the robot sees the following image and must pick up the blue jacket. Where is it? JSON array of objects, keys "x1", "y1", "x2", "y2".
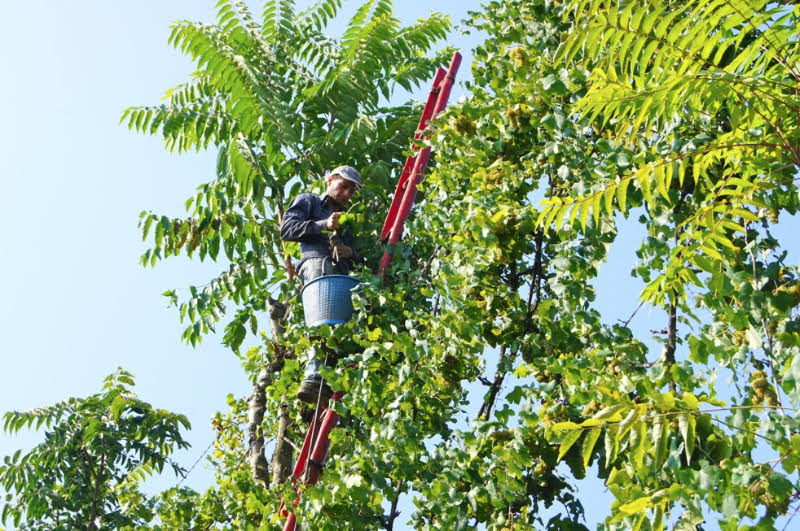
[{"x1": 280, "y1": 193, "x2": 337, "y2": 269}]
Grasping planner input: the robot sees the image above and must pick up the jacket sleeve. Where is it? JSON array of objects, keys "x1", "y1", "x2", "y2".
[{"x1": 280, "y1": 194, "x2": 329, "y2": 242}]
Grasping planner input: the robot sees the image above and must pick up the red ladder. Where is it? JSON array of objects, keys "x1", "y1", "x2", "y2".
[{"x1": 281, "y1": 51, "x2": 461, "y2": 531}]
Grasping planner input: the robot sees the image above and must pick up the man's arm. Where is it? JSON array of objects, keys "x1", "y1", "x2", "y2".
[{"x1": 280, "y1": 194, "x2": 331, "y2": 242}]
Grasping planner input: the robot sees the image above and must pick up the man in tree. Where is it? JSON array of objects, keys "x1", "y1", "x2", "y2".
[{"x1": 280, "y1": 165, "x2": 362, "y2": 405}]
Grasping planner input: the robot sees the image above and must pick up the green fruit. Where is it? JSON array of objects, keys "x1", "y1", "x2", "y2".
[
  {"x1": 753, "y1": 378, "x2": 770, "y2": 391},
  {"x1": 508, "y1": 46, "x2": 526, "y2": 68},
  {"x1": 732, "y1": 330, "x2": 747, "y2": 345},
  {"x1": 451, "y1": 115, "x2": 477, "y2": 136}
]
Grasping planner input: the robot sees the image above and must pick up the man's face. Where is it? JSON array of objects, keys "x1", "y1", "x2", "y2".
[{"x1": 326, "y1": 175, "x2": 358, "y2": 208}]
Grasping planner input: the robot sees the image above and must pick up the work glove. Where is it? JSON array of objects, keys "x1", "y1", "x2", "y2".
[{"x1": 331, "y1": 241, "x2": 354, "y2": 261}]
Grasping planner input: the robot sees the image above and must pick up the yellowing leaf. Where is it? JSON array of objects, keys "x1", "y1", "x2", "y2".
[
  {"x1": 680, "y1": 393, "x2": 699, "y2": 410},
  {"x1": 593, "y1": 403, "x2": 626, "y2": 421},
  {"x1": 619, "y1": 495, "x2": 652, "y2": 515},
  {"x1": 618, "y1": 407, "x2": 640, "y2": 438},
  {"x1": 581, "y1": 200, "x2": 592, "y2": 230},
  {"x1": 550, "y1": 421, "x2": 580, "y2": 433},
  {"x1": 604, "y1": 185, "x2": 616, "y2": 217},
  {"x1": 592, "y1": 192, "x2": 603, "y2": 227},
  {"x1": 700, "y1": 244, "x2": 724, "y2": 261}
]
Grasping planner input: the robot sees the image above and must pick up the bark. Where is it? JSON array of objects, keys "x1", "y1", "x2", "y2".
[
  {"x1": 271, "y1": 400, "x2": 293, "y2": 485},
  {"x1": 86, "y1": 452, "x2": 104, "y2": 531},
  {"x1": 248, "y1": 370, "x2": 270, "y2": 486},
  {"x1": 384, "y1": 481, "x2": 404, "y2": 530},
  {"x1": 247, "y1": 297, "x2": 290, "y2": 486},
  {"x1": 664, "y1": 194, "x2": 686, "y2": 392},
  {"x1": 525, "y1": 230, "x2": 544, "y2": 328},
  {"x1": 665, "y1": 298, "x2": 678, "y2": 392},
  {"x1": 477, "y1": 345, "x2": 508, "y2": 421},
  {"x1": 267, "y1": 297, "x2": 293, "y2": 484}
]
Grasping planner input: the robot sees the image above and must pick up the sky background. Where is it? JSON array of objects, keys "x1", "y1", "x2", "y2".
[{"x1": 1, "y1": 1, "x2": 797, "y2": 530}]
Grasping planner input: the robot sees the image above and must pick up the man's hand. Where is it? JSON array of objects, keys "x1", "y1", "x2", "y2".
[
  {"x1": 326, "y1": 212, "x2": 341, "y2": 231},
  {"x1": 331, "y1": 242, "x2": 354, "y2": 261}
]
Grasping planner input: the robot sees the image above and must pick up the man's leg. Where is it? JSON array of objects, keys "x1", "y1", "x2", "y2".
[{"x1": 297, "y1": 258, "x2": 335, "y2": 405}]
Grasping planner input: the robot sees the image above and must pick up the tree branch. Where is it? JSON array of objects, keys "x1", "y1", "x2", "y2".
[
  {"x1": 744, "y1": 225, "x2": 785, "y2": 415},
  {"x1": 665, "y1": 191, "x2": 688, "y2": 392},
  {"x1": 525, "y1": 230, "x2": 544, "y2": 328},
  {"x1": 247, "y1": 296, "x2": 289, "y2": 486},
  {"x1": 384, "y1": 480, "x2": 405, "y2": 530},
  {"x1": 86, "y1": 452, "x2": 104, "y2": 531},
  {"x1": 247, "y1": 369, "x2": 270, "y2": 486},
  {"x1": 267, "y1": 297, "x2": 293, "y2": 484},
  {"x1": 665, "y1": 298, "x2": 677, "y2": 392},
  {"x1": 477, "y1": 345, "x2": 507, "y2": 421}
]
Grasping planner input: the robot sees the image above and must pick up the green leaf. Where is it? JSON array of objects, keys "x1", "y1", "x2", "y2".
[
  {"x1": 558, "y1": 428, "x2": 583, "y2": 461},
  {"x1": 582, "y1": 427, "x2": 601, "y2": 467},
  {"x1": 110, "y1": 395, "x2": 127, "y2": 420},
  {"x1": 605, "y1": 424, "x2": 620, "y2": 467},
  {"x1": 618, "y1": 406, "x2": 640, "y2": 438},
  {"x1": 677, "y1": 413, "x2": 696, "y2": 464},
  {"x1": 653, "y1": 416, "x2": 669, "y2": 468},
  {"x1": 630, "y1": 420, "x2": 646, "y2": 471}
]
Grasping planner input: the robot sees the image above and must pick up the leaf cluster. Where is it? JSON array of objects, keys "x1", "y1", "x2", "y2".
[{"x1": 0, "y1": 368, "x2": 190, "y2": 530}]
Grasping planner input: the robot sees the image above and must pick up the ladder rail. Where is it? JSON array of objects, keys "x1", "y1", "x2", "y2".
[
  {"x1": 281, "y1": 51, "x2": 461, "y2": 531},
  {"x1": 377, "y1": 52, "x2": 461, "y2": 276},
  {"x1": 379, "y1": 67, "x2": 447, "y2": 241}
]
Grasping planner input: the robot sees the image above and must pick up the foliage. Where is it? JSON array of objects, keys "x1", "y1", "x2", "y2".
[
  {"x1": 0, "y1": 369, "x2": 190, "y2": 530},
  {"x1": 122, "y1": 0, "x2": 452, "y2": 349},
  {"x1": 121, "y1": 0, "x2": 459, "y2": 528},
  {"x1": 537, "y1": 0, "x2": 800, "y2": 306},
  {"x1": 527, "y1": 0, "x2": 800, "y2": 528},
  {"x1": 117, "y1": 0, "x2": 800, "y2": 529}
]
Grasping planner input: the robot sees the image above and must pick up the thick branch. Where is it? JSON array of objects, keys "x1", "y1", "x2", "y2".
[
  {"x1": 384, "y1": 480, "x2": 405, "y2": 530},
  {"x1": 86, "y1": 452, "x2": 104, "y2": 531},
  {"x1": 525, "y1": 230, "x2": 545, "y2": 327},
  {"x1": 267, "y1": 297, "x2": 293, "y2": 484},
  {"x1": 665, "y1": 299, "x2": 678, "y2": 392},
  {"x1": 248, "y1": 369, "x2": 270, "y2": 486},
  {"x1": 664, "y1": 191, "x2": 689, "y2": 391},
  {"x1": 248, "y1": 297, "x2": 289, "y2": 486},
  {"x1": 477, "y1": 345, "x2": 508, "y2": 421},
  {"x1": 271, "y1": 401, "x2": 292, "y2": 484}
]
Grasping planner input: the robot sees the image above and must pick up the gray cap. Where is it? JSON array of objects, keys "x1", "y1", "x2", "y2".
[{"x1": 328, "y1": 165, "x2": 361, "y2": 188}]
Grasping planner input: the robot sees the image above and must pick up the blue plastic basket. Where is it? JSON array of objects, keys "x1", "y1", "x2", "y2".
[{"x1": 300, "y1": 275, "x2": 361, "y2": 327}]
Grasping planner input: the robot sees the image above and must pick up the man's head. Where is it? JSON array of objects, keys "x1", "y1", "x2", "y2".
[{"x1": 325, "y1": 165, "x2": 361, "y2": 208}]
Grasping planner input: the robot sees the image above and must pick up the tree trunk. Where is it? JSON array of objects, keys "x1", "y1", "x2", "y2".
[
  {"x1": 247, "y1": 297, "x2": 289, "y2": 486},
  {"x1": 248, "y1": 368, "x2": 271, "y2": 486},
  {"x1": 271, "y1": 400, "x2": 293, "y2": 484}
]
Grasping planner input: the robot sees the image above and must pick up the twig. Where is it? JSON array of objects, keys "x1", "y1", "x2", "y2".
[
  {"x1": 782, "y1": 501, "x2": 800, "y2": 531},
  {"x1": 744, "y1": 225, "x2": 785, "y2": 415},
  {"x1": 622, "y1": 301, "x2": 645, "y2": 327},
  {"x1": 176, "y1": 438, "x2": 216, "y2": 488}
]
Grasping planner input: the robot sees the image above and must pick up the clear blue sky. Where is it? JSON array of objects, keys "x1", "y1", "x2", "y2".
[{"x1": 1, "y1": 1, "x2": 797, "y2": 529}]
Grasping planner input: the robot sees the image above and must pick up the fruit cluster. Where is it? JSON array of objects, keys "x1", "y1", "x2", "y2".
[
  {"x1": 750, "y1": 370, "x2": 778, "y2": 408},
  {"x1": 508, "y1": 46, "x2": 526, "y2": 68}
]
